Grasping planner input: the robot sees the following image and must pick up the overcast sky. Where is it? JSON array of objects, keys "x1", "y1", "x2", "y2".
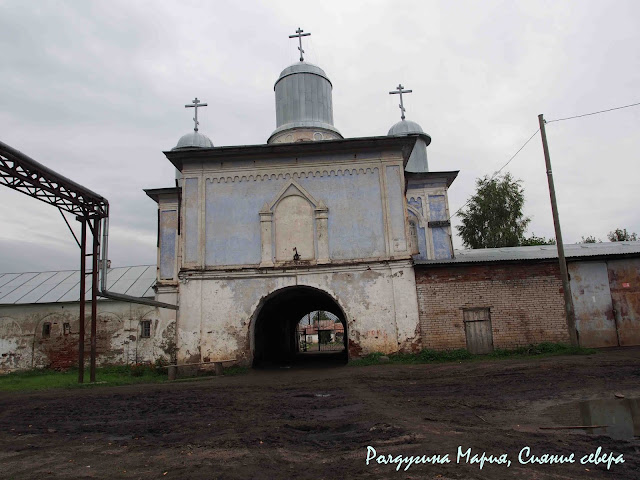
[{"x1": 1, "y1": 0, "x2": 638, "y2": 273}]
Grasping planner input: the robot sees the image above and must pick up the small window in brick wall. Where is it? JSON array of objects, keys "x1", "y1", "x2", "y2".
[
  {"x1": 63, "y1": 323, "x2": 71, "y2": 335},
  {"x1": 42, "y1": 322, "x2": 51, "y2": 338},
  {"x1": 140, "y1": 320, "x2": 152, "y2": 338}
]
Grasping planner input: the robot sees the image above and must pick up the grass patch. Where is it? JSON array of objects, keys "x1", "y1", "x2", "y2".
[
  {"x1": 349, "y1": 342, "x2": 596, "y2": 367},
  {"x1": 0, "y1": 364, "x2": 167, "y2": 392},
  {"x1": 0, "y1": 362, "x2": 250, "y2": 392},
  {"x1": 488, "y1": 342, "x2": 594, "y2": 358}
]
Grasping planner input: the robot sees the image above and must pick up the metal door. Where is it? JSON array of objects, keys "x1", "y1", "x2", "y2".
[
  {"x1": 607, "y1": 259, "x2": 640, "y2": 346},
  {"x1": 569, "y1": 262, "x2": 618, "y2": 347}
]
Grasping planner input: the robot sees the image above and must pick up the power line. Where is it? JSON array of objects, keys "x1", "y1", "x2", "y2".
[
  {"x1": 448, "y1": 128, "x2": 540, "y2": 221},
  {"x1": 547, "y1": 101, "x2": 640, "y2": 123},
  {"x1": 447, "y1": 99, "x2": 640, "y2": 221}
]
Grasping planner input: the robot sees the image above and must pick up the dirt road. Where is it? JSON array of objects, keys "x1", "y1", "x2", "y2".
[{"x1": 0, "y1": 349, "x2": 639, "y2": 479}]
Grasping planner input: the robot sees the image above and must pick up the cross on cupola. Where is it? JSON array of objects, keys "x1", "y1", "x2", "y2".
[
  {"x1": 289, "y1": 27, "x2": 311, "y2": 62},
  {"x1": 185, "y1": 97, "x2": 208, "y2": 132},
  {"x1": 389, "y1": 84, "x2": 413, "y2": 120}
]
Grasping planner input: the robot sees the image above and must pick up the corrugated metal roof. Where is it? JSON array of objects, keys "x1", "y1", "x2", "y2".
[
  {"x1": 0, "y1": 266, "x2": 156, "y2": 305},
  {"x1": 416, "y1": 241, "x2": 640, "y2": 266}
]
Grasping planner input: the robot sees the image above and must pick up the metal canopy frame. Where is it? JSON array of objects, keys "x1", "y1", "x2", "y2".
[
  {"x1": 0, "y1": 141, "x2": 108, "y2": 218},
  {"x1": 0, "y1": 140, "x2": 108, "y2": 383}
]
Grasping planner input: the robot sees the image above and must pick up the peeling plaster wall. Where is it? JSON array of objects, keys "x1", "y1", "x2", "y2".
[
  {"x1": 0, "y1": 300, "x2": 174, "y2": 372},
  {"x1": 177, "y1": 277, "x2": 203, "y2": 364},
  {"x1": 176, "y1": 260, "x2": 420, "y2": 365}
]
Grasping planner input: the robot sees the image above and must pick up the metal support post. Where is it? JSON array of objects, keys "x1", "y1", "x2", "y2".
[
  {"x1": 78, "y1": 218, "x2": 86, "y2": 383},
  {"x1": 90, "y1": 217, "x2": 99, "y2": 382}
]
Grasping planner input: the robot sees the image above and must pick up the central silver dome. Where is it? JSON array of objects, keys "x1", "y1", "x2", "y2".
[
  {"x1": 268, "y1": 61, "x2": 342, "y2": 144},
  {"x1": 275, "y1": 62, "x2": 331, "y2": 84}
]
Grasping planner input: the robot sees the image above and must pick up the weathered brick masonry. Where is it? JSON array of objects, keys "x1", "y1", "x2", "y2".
[{"x1": 415, "y1": 262, "x2": 569, "y2": 350}]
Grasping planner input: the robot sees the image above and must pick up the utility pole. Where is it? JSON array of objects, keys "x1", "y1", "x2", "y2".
[{"x1": 538, "y1": 114, "x2": 578, "y2": 346}]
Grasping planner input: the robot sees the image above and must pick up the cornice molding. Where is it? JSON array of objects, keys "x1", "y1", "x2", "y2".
[
  {"x1": 203, "y1": 166, "x2": 380, "y2": 184},
  {"x1": 178, "y1": 258, "x2": 414, "y2": 280}
]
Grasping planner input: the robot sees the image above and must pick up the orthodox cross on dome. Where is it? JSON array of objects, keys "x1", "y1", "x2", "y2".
[
  {"x1": 389, "y1": 84, "x2": 413, "y2": 120},
  {"x1": 185, "y1": 97, "x2": 208, "y2": 132},
  {"x1": 289, "y1": 27, "x2": 311, "y2": 62}
]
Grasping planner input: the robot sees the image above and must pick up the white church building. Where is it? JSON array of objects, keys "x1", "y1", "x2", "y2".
[{"x1": 145, "y1": 31, "x2": 456, "y2": 366}]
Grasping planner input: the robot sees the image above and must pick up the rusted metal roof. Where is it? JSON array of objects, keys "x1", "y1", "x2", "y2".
[
  {"x1": 416, "y1": 241, "x2": 640, "y2": 266},
  {"x1": 0, "y1": 266, "x2": 155, "y2": 305}
]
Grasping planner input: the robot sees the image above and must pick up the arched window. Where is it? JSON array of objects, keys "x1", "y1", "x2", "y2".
[{"x1": 274, "y1": 195, "x2": 315, "y2": 261}]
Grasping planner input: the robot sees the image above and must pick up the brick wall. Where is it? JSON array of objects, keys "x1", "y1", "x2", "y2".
[{"x1": 415, "y1": 262, "x2": 569, "y2": 351}]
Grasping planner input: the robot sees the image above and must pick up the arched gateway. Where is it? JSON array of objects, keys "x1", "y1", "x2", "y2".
[{"x1": 251, "y1": 286, "x2": 348, "y2": 367}]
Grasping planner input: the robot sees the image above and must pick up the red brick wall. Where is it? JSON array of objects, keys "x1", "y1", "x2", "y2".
[{"x1": 415, "y1": 262, "x2": 569, "y2": 350}]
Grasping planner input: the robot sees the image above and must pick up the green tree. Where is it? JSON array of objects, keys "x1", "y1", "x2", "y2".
[
  {"x1": 580, "y1": 235, "x2": 601, "y2": 244},
  {"x1": 318, "y1": 330, "x2": 332, "y2": 344},
  {"x1": 521, "y1": 234, "x2": 556, "y2": 246},
  {"x1": 607, "y1": 228, "x2": 638, "y2": 242},
  {"x1": 314, "y1": 311, "x2": 329, "y2": 323},
  {"x1": 457, "y1": 173, "x2": 530, "y2": 248}
]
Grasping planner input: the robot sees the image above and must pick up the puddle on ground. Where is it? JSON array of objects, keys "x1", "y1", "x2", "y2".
[{"x1": 547, "y1": 398, "x2": 640, "y2": 441}]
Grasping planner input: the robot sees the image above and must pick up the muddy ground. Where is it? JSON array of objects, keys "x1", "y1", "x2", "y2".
[{"x1": 0, "y1": 349, "x2": 639, "y2": 480}]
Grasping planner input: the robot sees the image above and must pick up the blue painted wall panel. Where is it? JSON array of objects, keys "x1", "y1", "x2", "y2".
[
  {"x1": 205, "y1": 180, "x2": 270, "y2": 266},
  {"x1": 184, "y1": 178, "x2": 199, "y2": 263},
  {"x1": 298, "y1": 169, "x2": 385, "y2": 260},
  {"x1": 428, "y1": 195, "x2": 447, "y2": 221},
  {"x1": 386, "y1": 166, "x2": 406, "y2": 249},
  {"x1": 432, "y1": 227, "x2": 452, "y2": 259},
  {"x1": 159, "y1": 210, "x2": 177, "y2": 279},
  {"x1": 198, "y1": 168, "x2": 387, "y2": 267}
]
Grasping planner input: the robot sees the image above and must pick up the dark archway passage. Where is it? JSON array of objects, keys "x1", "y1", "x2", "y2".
[{"x1": 252, "y1": 286, "x2": 348, "y2": 368}]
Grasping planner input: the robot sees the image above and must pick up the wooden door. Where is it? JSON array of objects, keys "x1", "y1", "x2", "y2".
[{"x1": 464, "y1": 308, "x2": 494, "y2": 354}]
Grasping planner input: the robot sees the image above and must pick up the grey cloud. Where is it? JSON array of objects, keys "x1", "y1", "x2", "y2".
[{"x1": 1, "y1": 0, "x2": 639, "y2": 272}]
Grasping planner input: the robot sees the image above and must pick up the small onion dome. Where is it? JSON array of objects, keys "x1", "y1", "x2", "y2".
[
  {"x1": 388, "y1": 119, "x2": 431, "y2": 173},
  {"x1": 387, "y1": 119, "x2": 431, "y2": 146},
  {"x1": 172, "y1": 131, "x2": 214, "y2": 150}
]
